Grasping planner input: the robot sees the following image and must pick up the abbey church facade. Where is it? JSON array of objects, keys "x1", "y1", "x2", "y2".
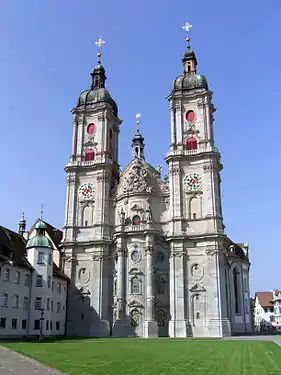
[{"x1": 61, "y1": 34, "x2": 252, "y2": 338}]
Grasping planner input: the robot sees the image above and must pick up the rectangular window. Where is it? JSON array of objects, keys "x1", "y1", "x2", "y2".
[
  {"x1": 57, "y1": 283, "x2": 61, "y2": 294},
  {"x1": 51, "y1": 300, "x2": 53, "y2": 312},
  {"x1": 46, "y1": 320, "x2": 49, "y2": 331},
  {"x1": 37, "y1": 252, "x2": 45, "y2": 265},
  {"x1": 57, "y1": 302, "x2": 61, "y2": 313},
  {"x1": 0, "y1": 318, "x2": 6, "y2": 329},
  {"x1": 193, "y1": 213, "x2": 196, "y2": 219},
  {"x1": 56, "y1": 321, "x2": 60, "y2": 331},
  {"x1": 48, "y1": 254, "x2": 52, "y2": 265},
  {"x1": 24, "y1": 274, "x2": 30, "y2": 286},
  {"x1": 12, "y1": 318, "x2": 17, "y2": 329},
  {"x1": 2, "y1": 293, "x2": 8, "y2": 307},
  {"x1": 35, "y1": 297, "x2": 42, "y2": 310},
  {"x1": 36, "y1": 275, "x2": 43, "y2": 287},
  {"x1": 34, "y1": 319, "x2": 40, "y2": 330},
  {"x1": 244, "y1": 278, "x2": 248, "y2": 291},
  {"x1": 50, "y1": 321, "x2": 53, "y2": 330},
  {"x1": 15, "y1": 271, "x2": 20, "y2": 284},
  {"x1": 4, "y1": 268, "x2": 10, "y2": 282},
  {"x1": 52, "y1": 280, "x2": 54, "y2": 292},
  {"x1": 22, "y1": 319, "x2": 27, "y2": 329},
  {"x1": 23, "y1": 296, "x2": 29, "y2": 311},
  {"x1": 13, "y1": 295, "x2": 19, "y2": 308},
  {"x1": 47, "y1": 276, "x2": 51, "y2": 288}
]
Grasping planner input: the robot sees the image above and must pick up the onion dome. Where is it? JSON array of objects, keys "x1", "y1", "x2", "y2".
[
  {"x1": 171, "y1": 24, "x2": 209, "y2": 93},
  {"x1": 76, "y1": 38, "x2": 118, "y2": 116},
  {"x1": 26, "y1": 219, "x2": 53, "y2": 249},
  {"x1": 132, "y1": 114, "x2": 145, "y2": 160}
]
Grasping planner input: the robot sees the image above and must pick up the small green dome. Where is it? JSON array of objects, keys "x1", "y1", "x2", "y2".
[
  {"x1": 172, "y1": 73, "x2": 208, "y2": 92},
  {"x1": 93, "y1": 64, "x2": 105, "y2": 74},
  {"x1": 132, "y1": 129, "x2": 144, "y2": 143},
  {"x1": 182, "y1": 48, "x2": 196, "y2": 60},
  {"x1": 35, "y1": 220, "x2": 47, "y2": 230},
  {"x1": 77, "y1": 87, "x2": 118, "y2": 116},
  {"x1": 26, "y1": 235, "x2": 53, "y2": 249}
]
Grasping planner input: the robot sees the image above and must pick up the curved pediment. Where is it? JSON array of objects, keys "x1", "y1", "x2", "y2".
[{"x1": 117, "y1": 158, "x2": 169, "y2": 197}]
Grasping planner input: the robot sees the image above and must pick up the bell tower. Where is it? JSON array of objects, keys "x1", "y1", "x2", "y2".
[
  {"x1": 62, "y1": 39, "x2": 122, "y2": 337},
  {"x1": 166, "y1": 24, "x2": 229, "y2": 338}
]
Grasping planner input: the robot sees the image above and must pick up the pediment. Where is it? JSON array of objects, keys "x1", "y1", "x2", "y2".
[
  {"x1": 117, "y1": 158, "x2": 169, "y2": 197},
  {"x1": 128, "y1": 300, "x2": 144, "y2": 308},
  {"x1": 129, "y1": 267, "x2": 144, "y2": 276},
  {"x1": 190, "y1": 282, "x2": 206, "y2": 293},
  {"x1": 131, "y1": 204, "x2": 144, "y2": 212}
]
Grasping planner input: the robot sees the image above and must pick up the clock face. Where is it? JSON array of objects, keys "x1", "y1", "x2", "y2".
[
  {"x1": 184, "y1": 173, "x2": 202, "y2": 192},
  {"x1": 78, "y1": 183, "x2": 95, "y2": 200}
]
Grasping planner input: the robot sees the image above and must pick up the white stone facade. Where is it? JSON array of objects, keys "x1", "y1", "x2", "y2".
[
  {"x1": 0, "y1": 223, "x2": 68, "y2": 338},
  {"x1": 61, "y1": 44, "x2": 252, "y2": 338},
  {"x1": 254, "y1": 291, "x2": 281, "y2": 331}
]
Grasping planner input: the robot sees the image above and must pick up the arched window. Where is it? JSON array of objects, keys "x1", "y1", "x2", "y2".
[
  {"x1": 186, "y1": 137, "x2": 198, "y2": 150},
  {"x1": 114, "y1": 279, "x2": 117, "y2": 295},
  {"x1": 157, "y1": 276, "x2": 166, "y2": 295},
  {"x1": 186, "y1": 110, "x2": 196, "y2": 122},
  {"x1": 233, "y1": 268, "x2": 239, "y2": 314},
  {"x1": 131, "y1": 276, "x2": 140, "y2": 294},
  {"x1": 132, "y1": 215, "x2": 141, "y2": 226},
  {"x1": 85, "y1": 149, "x2": 95, "y2": 161},
  {"x1": 157, "y1": 309, "x2": 166, "y2": 327}
]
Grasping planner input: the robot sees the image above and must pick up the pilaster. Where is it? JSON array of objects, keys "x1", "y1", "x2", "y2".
[
  {"x1": 168, "y1": 242, "x2": 189, "y2": 337},
  {"x1": 143, "y1": 233, "x2": 158, "y2": 338}
]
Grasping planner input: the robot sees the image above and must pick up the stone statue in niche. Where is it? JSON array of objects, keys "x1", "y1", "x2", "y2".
[
  {"x1": 119, "y1": 207, "x2": 125, "y2": 225},
  {"x1": 146, "y1": 205, "x2": 153, "y2": 223},
  {"x1": 191, "y1": 264, "x2": 203, "y2": 280}
]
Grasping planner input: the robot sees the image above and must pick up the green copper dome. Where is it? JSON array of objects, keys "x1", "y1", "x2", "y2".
[
  {"x1": 77, "y1": 88, "x2": 118, "y2": 116},
  {"x1": 26, "y1": 235, "x2": 53, "y2": 249},
  {"x1": 35, "y1": 220, "x2": 47, "y2": 230},
  {"x1": 171, "y1": 73, "x2": 208, "y2": 92}
]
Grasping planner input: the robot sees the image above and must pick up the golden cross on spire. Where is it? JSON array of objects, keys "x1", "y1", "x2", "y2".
[
  {"x1": 95, "y1": 38, "x2": 105, "y2": 64},
  {"x1": 136, "y1": 113, "x2": 141, "y2": 132},
  {"x1": 182, "y1": 22, "x2": 192, "y2": 47}
]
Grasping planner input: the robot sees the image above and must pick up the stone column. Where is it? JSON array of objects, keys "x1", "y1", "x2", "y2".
[
  {"x1": 71, "y1": 119, "x2": 78, "y2": 159},
  {"x1": 116, "y1": 246, "x2": 126, "y2": 320},
  {"x1": 144, "y1": 233, "x2": 158, "y2": 337},
  {"x1": 168, "y1": 242, "x2": 189, "y2": 337},
  {"x1": 170, "y1": 102, "x2": 176, "y2": 149},
  {"x1": 112, "y1": 232, "x2": 129, "y2": 337},
  {"x1": 175, "y1": 101, "x2": 183, "y2": 148}
]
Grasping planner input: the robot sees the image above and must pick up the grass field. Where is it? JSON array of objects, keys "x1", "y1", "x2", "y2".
[{"x1": 3, "y1": 339, "x2": 281, "y2": 375}]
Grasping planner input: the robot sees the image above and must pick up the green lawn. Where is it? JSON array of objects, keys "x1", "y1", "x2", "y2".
[{"x1": 3, "y1": 339, "x2": 281, "y2": 375}]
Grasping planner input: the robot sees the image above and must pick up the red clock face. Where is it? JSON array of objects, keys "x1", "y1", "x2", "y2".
[
  {"x1": 186, "y1": 110, "x2": 196, "y2": 122},
  {"x1": 87, "y1": 123, "x2": 96, "y2": 134}
]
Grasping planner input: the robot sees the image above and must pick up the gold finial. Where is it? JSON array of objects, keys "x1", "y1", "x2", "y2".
[
  {"x1": 136, "y1": 113, "x2": 141, "y2": 132},
  {"x1": 182, "y1": 22, "x2": 192, "y2": 48},
  {"x1": 95, "y1": 38, "x2": 105, "y2": 64}
]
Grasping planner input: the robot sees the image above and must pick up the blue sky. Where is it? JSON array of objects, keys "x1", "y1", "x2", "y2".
[{"x1": 1, "y1": 0, "x2": 280, "y2": 294}]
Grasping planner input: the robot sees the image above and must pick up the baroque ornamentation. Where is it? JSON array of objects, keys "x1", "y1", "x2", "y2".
[
  {"x1": 122, "y1": 160, "x2": 150, "y2": 193},
  {"x1": 169, "y1": 167, "x2": 182, "y2": 176}
]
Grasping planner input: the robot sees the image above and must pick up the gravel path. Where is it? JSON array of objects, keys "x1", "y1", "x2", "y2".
[{"x1": 0, "y1": 346, "x2": 66, "y2": 375}]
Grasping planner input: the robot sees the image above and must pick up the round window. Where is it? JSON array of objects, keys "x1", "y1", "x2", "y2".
[
  {"x1": 87, "y1": 123, "x2": 96, "y2": 134},
  {"x1": 186, "y1": 110, "x2": 196, "y2": 122},
  {"x1": 131, "y1": 251, "x2": 141, "y2": 263}
]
